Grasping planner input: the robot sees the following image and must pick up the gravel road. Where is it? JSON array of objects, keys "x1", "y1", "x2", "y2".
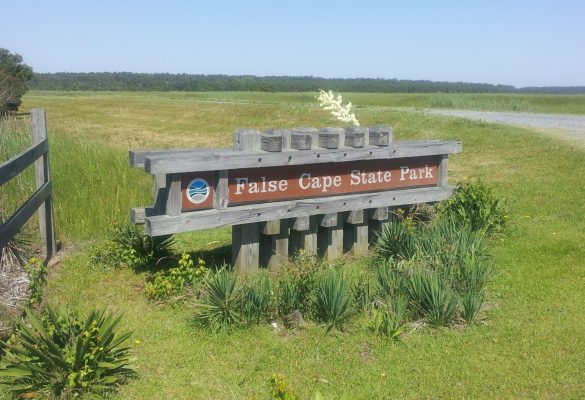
[{"x1": 425, "y1": 109, "x2": 585, "y2": 140}]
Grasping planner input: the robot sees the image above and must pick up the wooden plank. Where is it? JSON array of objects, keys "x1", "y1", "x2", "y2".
[
  {"x1": 318, "y1": 128, "x2": 342, "y2": 149},
  {"x1": 31, "y1": 109, "x2": 56, "y2": 258},
  {"x1": 289, "y1": 215, "x2": 317, "y2": 255},
  {"x1": 438, "y1": 155, "x2": 449, "y2": 187},
  {"x1": 144, "y1": 140, "x2": 462, "y2": 174},
  {"x1": 129, "y1": 148, "x2": 230, "y2": 168},
  {"x1": 0, "y1": 182, "x2": 51, "y2": 250},
  {"x1": 0, "y1": 140, "x2": 48, "y2": 187},
  {"x1": 369, "y1": 126, "x2": 393, "y2": 146},
  {"x1": 214, "y1": 170, "x2": 229, "y2": 210},
  {"x1": 165, "y1": 174, "x2": 182, "y2": 216},
  {"x1": 344, "y1": 217, "x2": 369, "y2": 256},
  {"x1": 261, "y1": 133, "x2": 283, "y2": 152},
  {"x1": 145, "y1": 186, "x2": 454, "y2": 236}
]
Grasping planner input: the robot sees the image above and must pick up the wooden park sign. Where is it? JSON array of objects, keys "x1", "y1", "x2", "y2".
[{"x1": 130, "y1": 126, "x2": 462, "y2": 271}]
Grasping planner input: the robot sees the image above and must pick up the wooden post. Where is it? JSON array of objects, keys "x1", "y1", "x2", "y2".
[
  {"x1": 232, "y1": 129, "x2": 262, "y2": 271},
  {"x1": 344, "y1": 210, "x2": 369, "y2": 256},
  {"x1": 368, "y1": 207, "x2": 389, "y2": 246},
  {"x1": 289, "y1": 215, "x2": 318, "y2": 257},
  {"x1": 438, "y1": 154, "x2": 449, "y2": 187},
  {"x1": 318, "y1": 213, "x2": 343, "y2": 261},
  {"x1": 31, "y1": 109, "x2": 56, "y2": 259}
]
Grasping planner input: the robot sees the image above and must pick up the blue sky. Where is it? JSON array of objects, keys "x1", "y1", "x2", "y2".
[{"x1": 4, "y1": 0, "x2": 584, "y2": 87}]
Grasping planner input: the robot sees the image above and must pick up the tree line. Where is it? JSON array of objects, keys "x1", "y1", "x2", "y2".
[{"x1": 30, "y1": 72, "x2": 523, "y2": 93}]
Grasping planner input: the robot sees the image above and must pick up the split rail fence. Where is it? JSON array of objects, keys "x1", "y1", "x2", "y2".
[{"x1": 0, "y1": 109, "x2": 56, "y2": 260}]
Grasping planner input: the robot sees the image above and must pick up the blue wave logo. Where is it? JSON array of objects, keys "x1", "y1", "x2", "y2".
[{"x1": 187, "y1": 178, "x2": 210, "y2": 204}]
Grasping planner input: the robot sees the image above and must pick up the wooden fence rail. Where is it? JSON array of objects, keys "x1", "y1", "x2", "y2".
[{"x1": 0, "y1": 109, "x2": 56, "y2": 260}]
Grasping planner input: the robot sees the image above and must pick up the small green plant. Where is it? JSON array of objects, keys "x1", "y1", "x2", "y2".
[
  {"x1": 277, "y1": 274, "x2": 302, "y2": 318},
  {"x1": 438, "y1": 181, "x2": 507, "y2": 235},
  {"x1": 368, "y1": 295, "x2": 408, "y2": 341},
  {"x1": 459, "y1": 288, "x2": 484, "y2": 324},
  {"x1": 196, "y1": 268, "x2": 243, "y2": 331},
  {"x1": 407, "y1": 270, "x2": 457, "y2": 327},
  {"x1": 268, "y1": 373, "x2": 297, "y2": 400},
  {"x1": 91, "y1": 223, "x2": 176, "y2": 271},
  {"x1": 145, "y1": 253, "x2": 207, "y2": 300},
  {"x1": 24, "y1": 257, "x2": 47, "y2": 305},
  {"x1": 0, "y1": 306, "x2": 134, "y2": 398},
  {"x1": 313, "y1": 270, "x2": 354, "y2": 332},
  {"x1": 375, "y1": 259, "x2": 405, "y2": 300},
  {"x1": 242, "y1": 274, "x2": 273, "y2": 324}
]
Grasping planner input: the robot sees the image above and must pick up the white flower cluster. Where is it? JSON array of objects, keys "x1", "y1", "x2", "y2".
[{"x1": 316, "y1": 89, "x2": 360, "y2": 126}]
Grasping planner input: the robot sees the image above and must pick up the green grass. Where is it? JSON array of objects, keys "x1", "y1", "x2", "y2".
[{"x1": 0, "y1": 91, "x2": 583, "y2": 399}]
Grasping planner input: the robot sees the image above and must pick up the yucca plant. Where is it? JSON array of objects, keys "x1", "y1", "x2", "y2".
[
  {"x1": 407, "y1": 270, "x2": 457, "y2": 327},
  {"x1": 375, "y1": 259, "x2": 404, "y2": 300},
  {"x1": 0, "y1": 307, "x2": 134, "y2": 398},
  {"x1": 459, "y1": 288, "x2": 484, "y2": 324},
  {"x1": 351, "y1": 274, "x2": 372, "y2": 312},
  {"x1": 242, "y1": 274, "x2": 273, "y2": 324},
  {"x1": 277, "y1": 274, "x2": 302, "y2": 318},
  {"x1": 368, "y1": 295, "x2": 408, "y2": 341},
  {"x1": 313, "y1": 270, "x2": 354, "y2": 332},
  {"x1": 373, "y1": 219, "x2": 417, "y2": 261},
  {"x1": 196, "y1": 268, "x2": 243, "y2": 331}
]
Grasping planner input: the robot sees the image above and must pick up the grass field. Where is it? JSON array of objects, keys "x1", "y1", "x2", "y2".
[{"x1": 1, "y1": 91, "x2": 585, "y2": 399}]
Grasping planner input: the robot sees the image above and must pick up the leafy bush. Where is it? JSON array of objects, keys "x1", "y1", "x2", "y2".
[
  {"x1": 438, "y1": 181, "x2": 507, "y2": 235},
  {"x1": 368, "y1": 295, "x2": 408, "y2": 341},
  {"x1": 0, "y1": 307, "x2": 134, "y2": 398},
  {"x1": 313, "y1": 270, "x2": 354, "y2": 332},
  {"x1": 196, "y1": 268, "x2": 243, "y2": 331},
  {"x1": 145, "y1": 253, "x2": 207, "y2": 300},
  {"x1": 407, "y1": 271, "x2": 457, "y2": 327},
  {"x1": 90, "y1": 223, "x2": 176, "y2": 271},
  {"x1": 242, "y1": 274, "x2": 273, "y2": 324}
]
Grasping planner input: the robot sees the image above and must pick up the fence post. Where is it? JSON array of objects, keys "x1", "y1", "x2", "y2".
[{"x1": 31, "y1": 109, "x2": 56, "y2": 259}]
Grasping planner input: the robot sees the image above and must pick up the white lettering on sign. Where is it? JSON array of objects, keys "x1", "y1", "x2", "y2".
[
  {"x1": 350, "y1": 170, "x2": 392, "y2": 185},
  {"x1": 299, "y1": 172, "x2": 342, "y2": 192},
  {"x1": 399, "y1": 165, "x2": 433, "y2": 181},
  {"x1": 235, "y1": 176, "x2": 288, "y2": 195}
]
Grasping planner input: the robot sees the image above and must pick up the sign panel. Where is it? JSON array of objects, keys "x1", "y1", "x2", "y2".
[{"x1": 180, "y1": 156, "x2": 439, "y2": 211}]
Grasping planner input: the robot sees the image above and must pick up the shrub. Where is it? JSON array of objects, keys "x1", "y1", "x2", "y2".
[
  {"x1": 196, "y1": 268, "x2": 243, "y2": 331},
  {"x1": 313, "y1": 270, "x2": 354, "y2": 332},
  {"x1": 242, "y1": 274, "x2": 273, "y2": 324},
  {"x1": 407, "y1": 271, "x2": 457, "y2": 327},
  {"x1": 375, "y1": 259, "x2": 405, "y2": 300},
  {"x1": 0, "y1": 307, "x2": 134, "y2": 398},
  {"x1": 438, "y1": 181, "x2": 507, "y2": 235},
  {"x1": 144, "y1": 253, "x2": 207, "y2": 300},
  {"x1": 90, "y1": 223, "x2": 176, "y2": 271}
]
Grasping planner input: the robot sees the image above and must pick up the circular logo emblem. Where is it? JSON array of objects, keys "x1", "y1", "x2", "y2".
[{"x1": 187, "y1": 178, "x2": 210, "y2": 204}]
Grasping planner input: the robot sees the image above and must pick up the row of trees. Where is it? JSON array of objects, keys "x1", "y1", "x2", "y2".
[
  {"x1": 0, "y1": 49, "x2": 33, "y2": 114},
  {"x1": 30, "y1": 72, "x2": 522, "y2": 93}
]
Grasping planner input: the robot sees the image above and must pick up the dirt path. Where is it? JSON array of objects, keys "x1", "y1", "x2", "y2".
[{"x1": 425, "y1": 109, "x2": 585, "y2": 140}]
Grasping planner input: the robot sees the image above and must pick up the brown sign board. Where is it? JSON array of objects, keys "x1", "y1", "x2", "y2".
[{"x1": 181, "y1": 156, "x2": 439, "y2": 211}]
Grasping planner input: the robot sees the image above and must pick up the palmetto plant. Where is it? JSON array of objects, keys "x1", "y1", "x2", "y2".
[
  {"x1": 313, "y1": 270, "x2": 354, "y2": 332},
  {"x1": 242, "y1": 274, "x2": 273, "y2": 324},
  {"x1": 0, "y1": 307, "x2": 134, "y2": 398},
  {"x1": 196, "y1": 268, "x2": 244, "y2": 331}
]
